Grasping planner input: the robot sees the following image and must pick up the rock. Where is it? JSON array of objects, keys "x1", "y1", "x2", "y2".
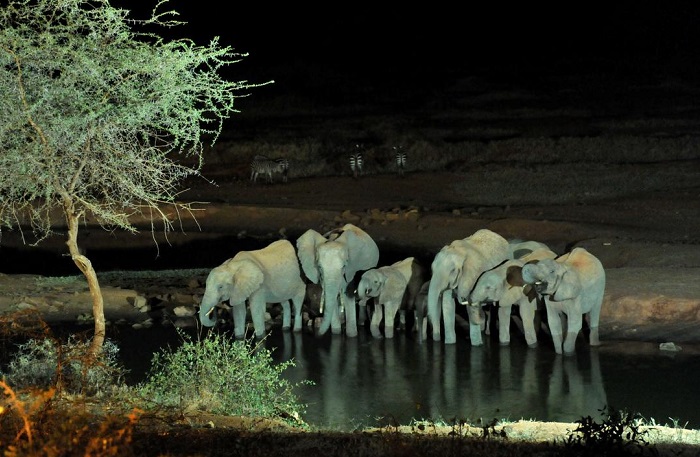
[
  {"x1": 132, "y1": 296, "x2": 147, "y2": 309},
  {"x1": 660, "y1": 342, "x2": 682, "y2": 352},
  {"x1": 173, "y1": 305, "x2": 196, "y2": 317}
]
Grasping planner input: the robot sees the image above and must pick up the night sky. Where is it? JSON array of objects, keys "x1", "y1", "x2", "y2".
[{"x1": 157, "y1": 3, "x2": 700, "y2": 83}]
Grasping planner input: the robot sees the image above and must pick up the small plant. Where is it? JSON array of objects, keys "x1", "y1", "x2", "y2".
[
  {"x1": 2, "y1": 334, "x2": 125, "y2": 396},
  {"x1": 564, "y1": 405, "x2": 659, "y2": 456},
  {"x1": 136, "y1": 329, "x2": 311, "y2": 424}
]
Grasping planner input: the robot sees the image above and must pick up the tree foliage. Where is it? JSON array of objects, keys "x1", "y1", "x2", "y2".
[
  {"x1": 0, "y1": 0, "x2": 268, "y2": 353},
  {"x1": 0, "y1": 0, "x2": 260, "y2": 238}
]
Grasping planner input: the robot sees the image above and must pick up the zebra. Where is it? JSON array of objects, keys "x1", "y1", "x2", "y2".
[
  {"x1": 276, "y1": 157, "x2": 290, "y2": 183},
  {"x1": 349, "y1": 148, "x2": 363, "y2": 179},
  {"x1": 250, "y1": 155, "x2": 287, "y2": 184},
  {"x1": 393, "y1": 146, "x2": 406, "y2": 177}
]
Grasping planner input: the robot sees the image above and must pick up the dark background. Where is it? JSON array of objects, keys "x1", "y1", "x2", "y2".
[
  {"x1": 158, "y1": 3, "x2": 700, "y2": 81},
  {"x1": 119, "y1": 2, "x2": 700, "y2": 93}
]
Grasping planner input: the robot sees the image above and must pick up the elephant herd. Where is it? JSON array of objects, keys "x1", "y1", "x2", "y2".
[{"x1": 198, "y1": 223, "x2": 606, "y2": 355}]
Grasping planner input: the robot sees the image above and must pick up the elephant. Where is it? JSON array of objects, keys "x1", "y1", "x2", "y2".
[
  {"x1": 469, "y1": 245, "x2": 558, "y2": 347},
  {"x1": 415, "y1": 280, "x2": 430, "y2": 342},
  {"x1": 296, "y1": 223, "x2": 379, "y2": 337},
  {"x1": 521, "y1": 247, "x2": 606, "y2": 355},
  {"x1": 198, "y1": 239, "x2": 306, "y2": 339},
  {"x1": 356, "y1": 257, "x2": 427, "y2": 339},
  {"x1": 428, "y1": 228, "x2": 511, "y2": 345}
]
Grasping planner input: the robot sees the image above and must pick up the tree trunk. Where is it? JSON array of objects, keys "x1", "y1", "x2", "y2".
[{"x1": 65, "y1": 212, "x2": 105, "y2": 356}]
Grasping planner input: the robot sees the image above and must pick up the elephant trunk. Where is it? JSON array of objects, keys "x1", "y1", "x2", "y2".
[
  {"x1": 198, "y1": 295, "x2": 219, "y2": 327},
  {"x1": 317, "y1": 278, "x2": 343, "y2": 336},
  {"x1": 427, "y1": 279, "x2": 445, "y2": 341}
]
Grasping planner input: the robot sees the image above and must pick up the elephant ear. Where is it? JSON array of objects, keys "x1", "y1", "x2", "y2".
[
  {"x1": 341, "y1": 228, "x2": 379, "y2": 282},
  {"x1": 296, "y1": 229, "x2": 327, "y2": 284},
  {"x1": 229, "y1": 259, "x2": 264, "y2": 305},
  {"x1": 379, "y1": 271, "x2": 408, "y2": 304},
  {"x1": 440, "y1": 249, "x2": 463, "y2": 289},
  {"x1": 506, "y1": 265, "x2": 525, "y2": 287},
  {"x1": 551, "y1": 268, "x2": 583, "y2": 302}
]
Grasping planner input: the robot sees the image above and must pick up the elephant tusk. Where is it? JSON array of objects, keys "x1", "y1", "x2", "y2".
[{"x1": 206, "y1": 307, "x2": 216, "y2": 318}]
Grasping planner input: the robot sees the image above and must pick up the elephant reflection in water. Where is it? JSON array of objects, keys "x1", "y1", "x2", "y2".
[
  {"x1": 422, "y1": 346, "x2": 607, "y2": 425},
  {"x1": 546, "y1": 350, "x2": 608, "y2": 422},
  {"x1": 314, "y1": 335, "x2": 366, "y2": 427}
]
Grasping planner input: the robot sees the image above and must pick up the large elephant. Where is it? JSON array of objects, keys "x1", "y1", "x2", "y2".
[
  {"x1": 428, "y1": 228, "x2": 510, "y2": 345},
  {"x1": 469, "y1": 246, "x2": 558, "y2": 347},
  {"x1": 296, "y1": 223, "x2": 379, "y2": 337},
  {"x1": 198, "y1": 239, "x2": 306, "y2": 339},
  {"x1": 521, "y1": 247, "x2": 606, "y2": 355},
  {"x1": 356, "y1": 257, "x2": 426, "y2": 339}
]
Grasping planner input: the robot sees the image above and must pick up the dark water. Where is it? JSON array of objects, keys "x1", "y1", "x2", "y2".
[{"x1": 93, "y1": 323, "x2": 700, "y2": 432}]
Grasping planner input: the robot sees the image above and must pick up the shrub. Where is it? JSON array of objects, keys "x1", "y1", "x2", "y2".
[
  {"x1": 136, "y1": 330, "x2": 311, "y2": 423},
  {"x1": 2, "y1": 335, "x2": 125, "y2": 396},
  {"x1": 564, "y1": 406, "x2": 659, "y2": 456}
]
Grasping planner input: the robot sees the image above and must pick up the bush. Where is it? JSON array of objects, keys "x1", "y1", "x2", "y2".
[
  {"x1": 564, "y1": 406, "x2": 659, "y2": 456},
  {"x1": 2, "y1": 335, "x2": 125, "y2": 396},
  {"x1": 136, "y1": 330, "x2": 311, "y2": 423}
]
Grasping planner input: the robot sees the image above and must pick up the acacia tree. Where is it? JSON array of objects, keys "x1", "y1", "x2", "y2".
[{"x1": 0, "y1": 0, "x2": 266, "y2": 355}]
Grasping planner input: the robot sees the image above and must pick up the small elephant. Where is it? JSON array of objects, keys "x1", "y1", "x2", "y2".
[
  {"x1": 415, "y1": 280, "x2": 430, "y2": 342},
  {"x1": 521, "y1": 247, "x2": 606, "y2": 355},
  {"x1": 470, "y1": 246, "x2": 558, "y2": 347},
  {"x1": 296, "y1": 223, "x2": 379, "y2": 337},
  {"x1": 428, "y1": 228, "x2": 511, "y2": 345},
  {"x1": 198, "y1": 239, "x2": 306, "y2": 339},
  {"x1": 356, "y1": 257, "x2": 427, "y2": 339}
]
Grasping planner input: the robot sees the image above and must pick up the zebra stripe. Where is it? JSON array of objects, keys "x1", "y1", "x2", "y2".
[
  {"x1": 349, "y1": 152, "x2": 363, "y2": 178},
  {"x1": 250, "y1": 155, "x2": 287, "y2": 184},
  {"x1": 394, "y1": 146, "x2": 406, "y2": 176}
]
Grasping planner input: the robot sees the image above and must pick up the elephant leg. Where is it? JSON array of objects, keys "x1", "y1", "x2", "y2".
[
  {"x1": 483, "y1": 305, "x2": 491, "y2": 334},
  {"x1": 563, "y1": 311, "x2": 583, "y2": 355},
  {"x1": 586, "y1": 305, "x2": 602, "y2": 346},
  {"x1": 429, "y1": 291, "x2": 443, "y2": 342},
  {"x1": 249, "y1": 297, "x2": 267, "y2": 339},
  {"x1": 342, "y1": 290, "x2": 358, "y2": 337},
  {"x1": 231, "y1": 304, "x2": 247, "y2": 339},
  {"x1": 370, "y1": 303, "x2": 383, "y2": 338},
  {"x1": 384, "y1": 301, "x2": 400, "y2": 339},
  {"x1": 441, "y1": 292, "x2": 457, "y2": 344},
  {"x1": 588, "y1": 324, "x2": 601, "y2": 346},
  {"x1": 358, "y1": 299, "x2": 369, "y2": 327},
  {"x1": 291, "y1": 289, "x2": 305, "y2": 332},
  {"x1": 466, "y1": 305, "x2": 483, "y2": 346},
  {"x1": 545, "y1": 300, "x2": 564, "y2": 354},
  {"x1": 281, "y1": 300, "x2": 292, "y2": 330},
  {"x1": 398, "y1": 309, "x2": 406, "y2": 332},
  {"x1": 518, "y1": 301, "x2": 538, "y2": 348},
  {"x1": 330, "y1": 308, "x2": 343, "y2": 335},
  {"x1": 497, "y1": 304, "x2": 512, "y2": 345}
]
